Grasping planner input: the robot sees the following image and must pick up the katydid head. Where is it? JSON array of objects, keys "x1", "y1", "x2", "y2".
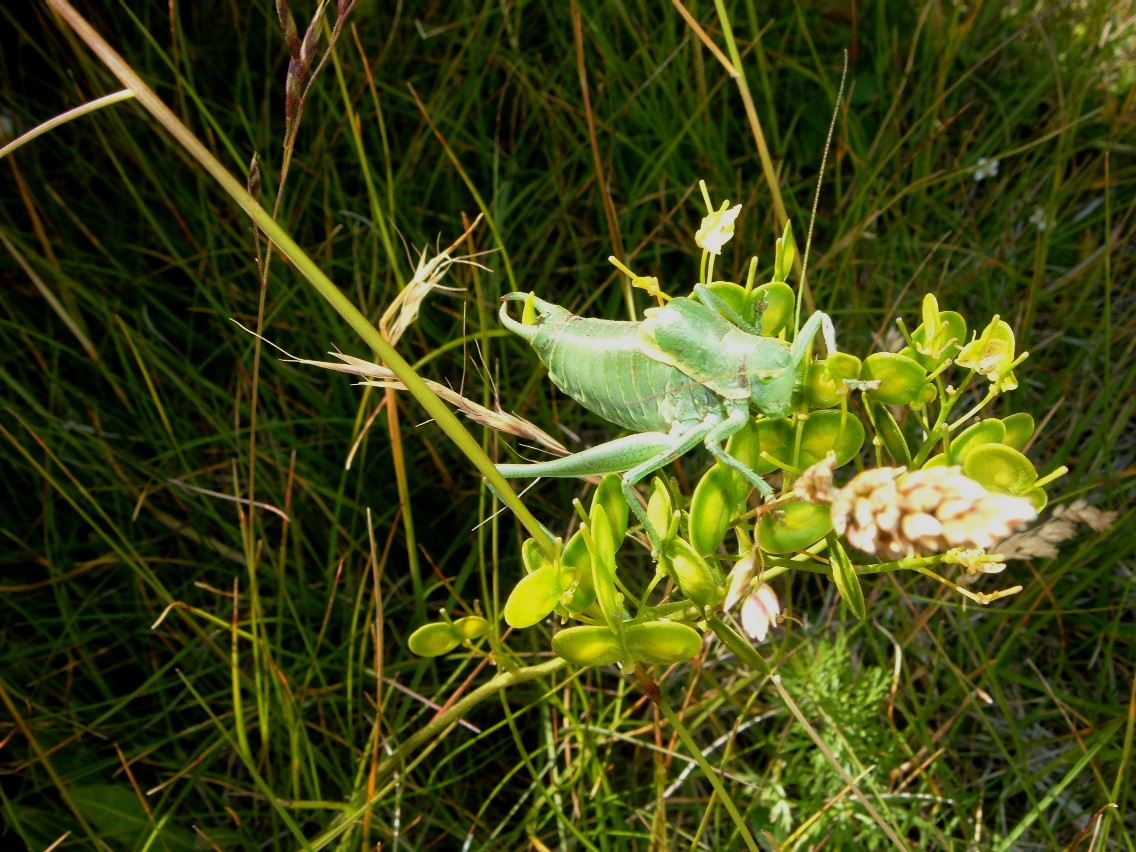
[{"x1": 742, "y1": 311, "x2": 837, "y2": 417}]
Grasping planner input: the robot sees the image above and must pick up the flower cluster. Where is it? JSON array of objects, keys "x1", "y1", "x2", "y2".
[{"x1": 824, "y1": 465, "x2": 1037, "y2": 560}]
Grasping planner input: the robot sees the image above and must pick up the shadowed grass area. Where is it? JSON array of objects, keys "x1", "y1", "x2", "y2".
[{"x1": 1, "y1": 1, "x2": 1133, "y2": 848}]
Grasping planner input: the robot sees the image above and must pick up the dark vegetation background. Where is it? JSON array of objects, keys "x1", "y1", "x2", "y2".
[{"x1": 1, "y1": 1, "x2": 1133, "y2": 849}]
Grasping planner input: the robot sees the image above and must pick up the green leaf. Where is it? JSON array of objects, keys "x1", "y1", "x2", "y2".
[
  {"x1": 949, "y1": 418, "x2": 1007, "y2": 464},
  {"x1": 504, "y1": 563, "x2": 566, "y2": 628},
  {"x1": 860, "y1": 352, "x2": 929, "y2": 406},
  {"x1": 1001, "y1": 412, "x2": 1035, "y2": 450},
  {"x1": 552, "y1": 625, "x2": 624, "y2": 667},
  {"x1": 689, "y1": 464, "x2": 733, "y2": 555},
  {"x1": 828, "y1": 538, "x2": 867, "y2": 620},
  {"x1": 408, "y1": 622, "x2": 461, "y2": 657},
  {"x1": 963, "y1": 444, "x2": 1038, "y2": 496},
  {"x1": 758, "y1": 501, "x2": 833, "y2": 554},
  {"x1": 625, "y1": 622, "x2": 703, "y2": 665}
]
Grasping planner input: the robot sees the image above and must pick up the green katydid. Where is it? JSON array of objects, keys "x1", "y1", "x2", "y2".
[
  {"x1": 497, "y1": 58, "x2": 849, "y2": 555},
  {"x1": 495, "y1": 285, "x2": 837, "y2": 551}
]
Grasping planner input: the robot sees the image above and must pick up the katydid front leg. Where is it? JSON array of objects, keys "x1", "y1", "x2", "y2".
[
  {"x1": 792, "y1": 311, "x2": 838, "y2": 362},
  {"x1": 702, "y1": 405, "x2": 776, "y2": 499},
  {"x1": 619, "y1": 407, "x2": 776, "y2": 551}
]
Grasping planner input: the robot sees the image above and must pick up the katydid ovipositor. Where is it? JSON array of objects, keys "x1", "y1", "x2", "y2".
[{"x1": 495, "y1": 285, "x2": 837, "y2": 551}]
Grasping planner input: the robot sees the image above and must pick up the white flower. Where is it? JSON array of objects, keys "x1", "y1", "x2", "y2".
[
  {"x1": 1028, "y1": 207, "x2": 1050, "y2": 231},
  {"x1": 724, "y1": 559, "x2": 782, "y2": 642},
  {"x1": 740, "y1": 583, "x2": 781, "y2": 642},
  {"x1": 972, "y1": 157, "x2": 1000, "y2": 181},
  {"x1": 695, "y1": 202, "x2": 742, "y2": 255},
  {"x1": 724, "y1": 558, "x2": 754, "y2": 611}
]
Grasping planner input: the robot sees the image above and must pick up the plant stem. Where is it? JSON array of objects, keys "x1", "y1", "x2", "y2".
[
  {"x1": 313, "y1": 657, "x2": 568, "y2": 849},
  {"x1": 641, "y1": 665, "x2": 761, "y2": 851}
]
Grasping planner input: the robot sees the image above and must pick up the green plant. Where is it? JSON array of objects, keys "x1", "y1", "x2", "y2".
[{"x1": 411, "y1": 191, "x2": 1065, "y2": 672}]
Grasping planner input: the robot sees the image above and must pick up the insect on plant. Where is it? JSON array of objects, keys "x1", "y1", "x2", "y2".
[
  {"x1": 408, "y1": 55, "x2": 1057, "y2": 669},
  {"x1": 495, "y1": 267, "x2": 835, "y2": 552},
  {"x1": 493, "y1": 60, "x2": 852, "y2": 557}
]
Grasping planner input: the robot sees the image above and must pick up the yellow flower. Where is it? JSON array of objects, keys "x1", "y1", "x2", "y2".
[{"x1": 695, "y1": 202, "x2": 742, "y2": 255}]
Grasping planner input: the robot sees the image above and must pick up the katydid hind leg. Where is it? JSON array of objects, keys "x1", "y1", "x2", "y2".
[{"x1": 496, "y1": 432, "x2": 675, "y2": 479}]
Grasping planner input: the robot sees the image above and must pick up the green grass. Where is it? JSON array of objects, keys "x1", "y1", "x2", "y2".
[{"x1": 1, "y1": 1, "x2": 1133, "y2": 849}]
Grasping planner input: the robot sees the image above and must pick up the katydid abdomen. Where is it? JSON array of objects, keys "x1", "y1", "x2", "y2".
[{"x1": 500, "y1": 294, "x2": 723, "y2": 434}]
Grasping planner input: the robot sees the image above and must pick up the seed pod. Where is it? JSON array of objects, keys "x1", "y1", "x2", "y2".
[
  {"x1": 624, "y1": 622, "x2": 702, "y2": 665},
  {"x1": 949, "y1": 418, "x2": 1007, "y2": 464},
  {"x1": 647, "y1": 476, "x2": 673, "y2": 540},
  {"x1": 703, "y1": 281, "x2": 748, "y2": 320},
  {"x1": 749, "y1": 281, "x2": 795, "y2": 336},
  {"x1": 591, "y1": 473, "x2": 628, "y2": 552},
  {"x1": 586, "y1": 507, "x2": 623, "y2": 634},
  {"x1": 1001, "y1": 412, "x2": 1035, "y2": 451},
  {"x1": 758, "y1": 500, "x2": 833, "y2": 554},
  {"x1": 724, "y1": 419, "x2": 766, "y2": 501},
  {"x1": 869, "y1": 399, "x2": 911, "y2": 466},
  {"x1": 552, "y1": 625, "x2": 623, "y2": 667},
  {"x1": 828, "y1": 538, "x2": 866, "y2": 620},
  {"x1": 662, "y1": 535, "x2": 725, "y2": 610},
  {"x1": 689, "y1": 465, "x2": 734, "y2": 555},
  {"x1": 805, "y1": 353, "x2": 862, "y2": 409},
  {"x1": 963, "y1": 445, "x2": 1045, "y2": 509},
  {"x1": 452, "y1": 616, "x2": 490, "y2": 641},
  {"x1": 798, "y1": 410, "x2": 866, "y2": 468},
  {"x1": 407, "y1": 622, "x2": 460, "y2": 657},
  {"x1": 521, "y1": 536, "x2": 554, "y2": 575},
  {"x1": 560, "y1": 527, "x2": 596, "y2": 613}
]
